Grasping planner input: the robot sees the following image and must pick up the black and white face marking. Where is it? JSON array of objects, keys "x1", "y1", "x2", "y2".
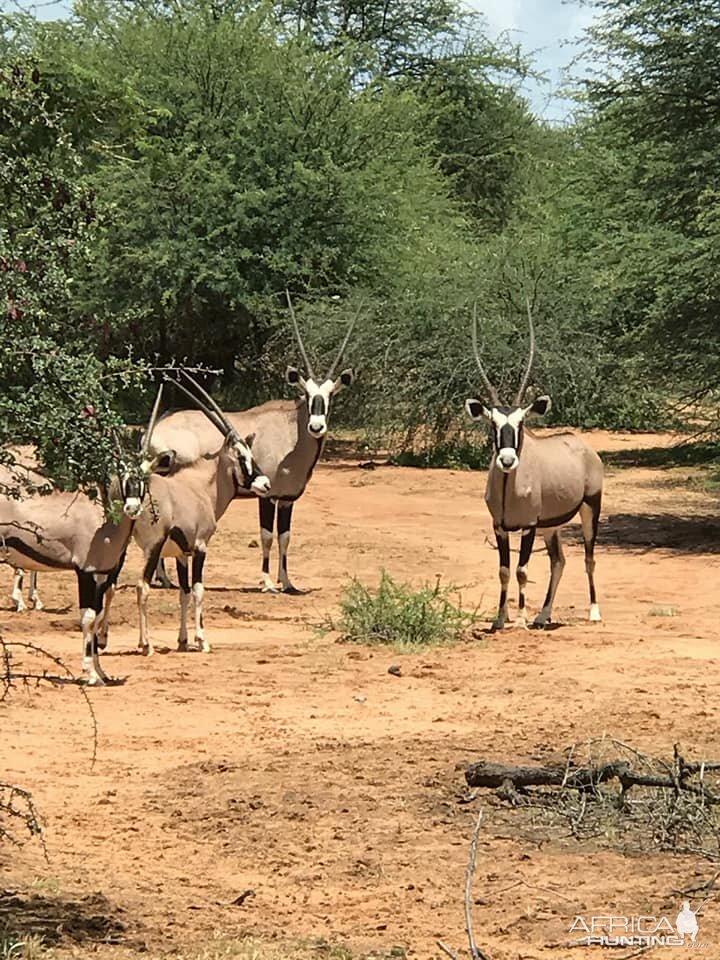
[
  {"x1": 286, "y1": 367, "x2": 355, "y2": 439},
  {"x1": 228, "y1": 432, "x2": 271, "y2": 497},
  {"x1": 120, "y1": 470, "x2": 147, "y2": 517},
  {"x1": 464, "y1": 395, "x2": 552, "y2": 474}
]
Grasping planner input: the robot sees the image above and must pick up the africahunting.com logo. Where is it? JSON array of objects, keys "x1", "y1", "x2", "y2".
[{"x1": 569, "y1": 901, "x2": 705, "y2": 948}]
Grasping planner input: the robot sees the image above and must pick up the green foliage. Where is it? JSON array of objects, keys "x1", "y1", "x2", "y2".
[
  {"x1": 337, "y1": 570, "x2": 477, "y2": 648},
  {"x1": 390, "y1": 437, "x2": 490, "y2": 470},
  {"x1": 0, "y1": 46, "x2": 151, "y2": 489}
]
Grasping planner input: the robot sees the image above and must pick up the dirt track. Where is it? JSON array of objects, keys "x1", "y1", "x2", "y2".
[{"x1": 2, "y1": 430, "x2": 720, "y2": 960}]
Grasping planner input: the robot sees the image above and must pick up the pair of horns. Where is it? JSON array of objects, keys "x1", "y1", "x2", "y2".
[
  {"x1": 167, "y1": 369, "x2": 237, "y2": 439},
  {"x1": 285, "y1": 289, "x2": 359, "y2": 381},
  {"x1": 472, "y1": 298, "x2": 535, "y2": 405}
]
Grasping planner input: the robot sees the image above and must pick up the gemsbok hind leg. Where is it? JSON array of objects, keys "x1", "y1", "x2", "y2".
[
  {"x1": 137, "y1": 544, "x2": 163, "y2": 656},
  {"x1": 580, "y1": 494, "x2": 602, "y2": 622},
  {"x1": 491, "y1": 527, "x2": 511, "y2": 631},
  {"x1": 259, "y1": 498, "x2": 277, "y2": 593},
  {"x1": 28, "y1": 571, "x2": 42, "y2": 610},
  {"x1": 515, "y1": 527, "x2": 536, "y2": 628},
  {"x1": 532, "y1": 529, "x2": 565, "y2": 629},
  {"x1": 12, "y1": 569, "x2": 27, "y2": 611}
]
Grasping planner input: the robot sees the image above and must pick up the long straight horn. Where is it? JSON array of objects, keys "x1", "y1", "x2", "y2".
[
  {"x1": 325, "y1": 302, "x2": 362, "y2": 380},
  {"x1": 515, "y1": 297, "x2": 536, "y2": 404},
  {"x1": 142, "y1": 383, "x2": 164, "y2": 453},
  {"x1": 170, "y1": 376, "x2": 228, "y2": 437},
  {"x1": 285, "y1": 289, "x2": 316, "y2": 380},
  {"x1": 471, "y1": 303, "x2": 499, "y2": 405},
  {"x1": 179, "y1": 369, "x2": 234, "y2": 435}
]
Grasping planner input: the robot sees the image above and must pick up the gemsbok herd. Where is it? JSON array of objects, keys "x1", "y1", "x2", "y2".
[{"x1": 0, "y1": 297, "x2": 603, "y2": 684}]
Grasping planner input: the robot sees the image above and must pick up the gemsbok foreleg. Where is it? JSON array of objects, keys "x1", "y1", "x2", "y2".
[
  {"x1": 176, "y1": 556, "x2": 191, "y2": 650},
  {"x1": 192, "y1": 549, "x2": 208, "y2": 651},
  {"x1": 515, "y1": 527, "x2": 536, "y2": 628},
  {"x1": 95, "y1": 551, "x2": 126, "y2": 650},
  {"x1": 78, "y1": 571, "x2": 111, "y2": 686},
  {"x1": 532, "y1": 530, "x2": 566, "y2": 628},
  {"x1": 492, "y1": 527, "x2": 511, "y2": 631},
  {"x1": 259, "y1": 498, "x2": 277, "y2": 593},
  {"x1": 580, "y1": 494, "x2": 602, "y2": 622},
  {"x1": 277, "y1": 501, "x2": 300, "y2": 594}
]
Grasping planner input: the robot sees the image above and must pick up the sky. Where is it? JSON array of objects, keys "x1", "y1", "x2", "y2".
[
  {"x1": 471, "y1": 0, "x2": 596, "y2": 122},
  {"x1": 7, "y1": 0, "x2": 596, "y2": 123}
]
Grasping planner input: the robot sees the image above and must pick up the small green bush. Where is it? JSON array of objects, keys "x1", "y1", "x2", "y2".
[{"x1": 337, "y1": 570, "x2": 477, "y2": 648}]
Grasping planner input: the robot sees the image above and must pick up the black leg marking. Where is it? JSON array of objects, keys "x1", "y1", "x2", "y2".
[
  {"x1": 192, "y1": 550, "x2": 205, "y2": 587},
  {"x1": 143, "y1": 542, "x2": 165, "y2": 585},
  {"x1": 176, "y1": 557, "x2": 190, "y2": 593},
  {"x1": 277, "y1": 504, "x2": 293, "y2": 537}
]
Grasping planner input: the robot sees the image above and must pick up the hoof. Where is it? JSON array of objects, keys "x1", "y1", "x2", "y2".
[
  {"x1": 141, "y1": 644, "x2": 155, "y2": 657},
  {"x1": 281, "y1": 585, "x2": 302, "y2": 596},
  {"x1": 177, "y1": 640, "x2": 189, "y2": 652},
  {"x1": 490, "y1": 620, "x2": 506, "y2": 633},
  {"x1": 589, "y1": 603, "x2": 602, "y2": 623}
]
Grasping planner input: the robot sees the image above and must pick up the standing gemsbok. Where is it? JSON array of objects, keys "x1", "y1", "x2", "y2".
[
  {"x1": 133, "y1": 371, "x2": 271, "y2": 655},
  {"x1": 149, "y1": 292, "x2": 358, "y2": 593},
  {"x1": 464, "y1": 302, "x2": 603, "y2": 631},
  {"x1": 0, "y1": 389, "x2": 168, "y2": 684}
]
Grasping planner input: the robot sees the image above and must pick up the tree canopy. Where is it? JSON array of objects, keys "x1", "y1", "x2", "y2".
[{"x1": 1, "y1": 0, "x2": 718, "y2": 476}]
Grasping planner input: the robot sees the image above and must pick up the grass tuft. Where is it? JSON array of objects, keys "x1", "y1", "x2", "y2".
[{"x1": 336, "y1": 570, "x2": 477, "y2": 648}]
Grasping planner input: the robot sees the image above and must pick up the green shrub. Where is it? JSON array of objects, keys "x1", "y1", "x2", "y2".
[{"x1": 336, "y1": 570, "x2": 477, "y2": 648}]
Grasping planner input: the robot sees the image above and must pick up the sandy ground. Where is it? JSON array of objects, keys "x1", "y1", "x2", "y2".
[{"x1": 2, "y1": 429, "x2": 720, "y2": 960}]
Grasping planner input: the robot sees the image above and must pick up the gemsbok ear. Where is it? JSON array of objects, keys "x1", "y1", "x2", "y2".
[
  {"x1": 244, "y1": 432, "x2": 256, "y2": 449},
  {"x1": 286, "y1": 366, "x2": 304, "y2": 388},
  {"x1": 333, "y1": 368, "x2": 355, "y2": 393},
  {"x1": 528, "y1": 395, "x2": 552, "y2": 417},
  {"x1": 465, "y1": 398, "x2": 491, "y2": 421},
  {"x1": 145, "y1": 450, "x2": 176, "y2": 476}
]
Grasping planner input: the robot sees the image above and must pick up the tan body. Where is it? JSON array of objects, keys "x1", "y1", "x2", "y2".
[
  {"x1": 0, "y1": 481, "x2": 138, "y2": 683},
  {"x1": 485, "y1": 432, "x2": 603, "y2": 532},
  {"x1": 150, "y1": 399, "x2": 323, "y2": 592}
]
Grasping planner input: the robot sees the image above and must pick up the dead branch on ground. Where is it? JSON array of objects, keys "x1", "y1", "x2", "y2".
[
  {"x1": 437, "y1": 809, "x2": 493, "y2": 960},
  {"x1": 464, "y1": 738, "x2": 720, "y2": 861}
]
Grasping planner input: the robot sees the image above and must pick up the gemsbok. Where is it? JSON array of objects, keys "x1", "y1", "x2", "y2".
[
  {"x1": 149, "y1": 292, "x2": 358, "y2": 593},
  {"x1": 133, "y1": 371, "x2": 271, "y2": 655},
  {"x1": 0, "y1": 389, "x2": 168, "y2": 684},
  {"x1": 464, "y1": 302, "x2": 604, "y2": 631}
]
